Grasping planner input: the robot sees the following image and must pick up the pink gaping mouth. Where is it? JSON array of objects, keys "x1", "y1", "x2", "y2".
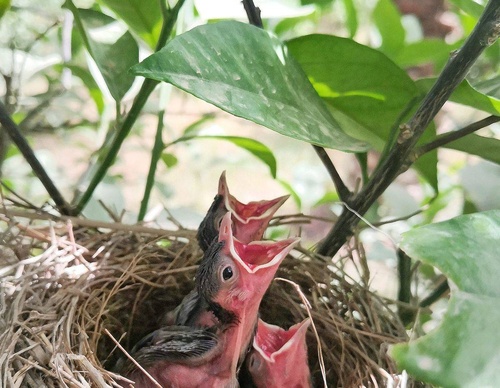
[{"x1": 218, "y1": 212, "x2": 299, "y2": 273}]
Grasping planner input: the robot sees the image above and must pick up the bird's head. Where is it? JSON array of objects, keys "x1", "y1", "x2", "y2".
[{"x1": 196, "y1": 212, "x2": 299, "y2": 320}]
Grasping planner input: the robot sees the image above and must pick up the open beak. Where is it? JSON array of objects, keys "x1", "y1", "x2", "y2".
[
  {"x1": 218, "y1": 171, "x2": 289, "y2": 243},
  {"x1": 248, "y1": 318, "x2": 312, "y2": 388}
]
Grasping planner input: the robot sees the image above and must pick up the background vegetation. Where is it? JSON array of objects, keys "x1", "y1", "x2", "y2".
[{"x1": 1, "y1": 0, "x2": 499, "y2": 385}]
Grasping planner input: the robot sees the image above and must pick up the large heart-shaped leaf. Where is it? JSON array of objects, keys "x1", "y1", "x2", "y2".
[
  {"x1": 131, "y1": 21, "x2": 368, "y2": 153},
  {"x1": 393, "y1": 210, "x2": 500, "y2": 385}
]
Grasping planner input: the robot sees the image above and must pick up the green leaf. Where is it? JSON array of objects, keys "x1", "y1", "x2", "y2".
[
  {"x1": 394, "y1": 210, "x2": 500, "y2": 385},
  {"x1": 446, "y1": 134, "x2": 500, "y2": 165},
  {"x1": 160, "y1": 152, "x2": 178, "y2": 168},
  {"x1": 0, "y1": 0, "x2": 11, "y2": 19},
  {"x1": 287, "y1": 34, "x2": 419, "y2": 145},
  {"x1": 277, "y1": 179, "x2": 302, "y2": 209},
  {"x1": 372, "y1": 0, "x2": 405, "y2": 57},
  {"x1": 394, "y1": 39, "x2": 462, "y2": 70},
  {"x1": 65, "y1": 2, "x2": 138, "y2": 101},
  {"x1": 171, "y1": 135, "x2": 277, "y2": 178},
  {"x1": 417, "y1": 78, "x2": 500, "y2": 115},
  {"x1": 448, "y1": 0, "x2": 484, "y2": 19},
  {"x1": 342, "y1": 0, "x2": 358, "y2": 38},
  {"x1": 98, "y1": 0, "x2": 162, "y2": 48},
  {"x1": 132, "y1": 21, "x2": 367, "y2": 153},
  {"x1": 58, "y1": 64, "x2": 105, "y2": 114}
]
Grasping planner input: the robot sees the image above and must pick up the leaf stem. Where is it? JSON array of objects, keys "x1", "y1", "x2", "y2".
[
  {"x1": 317, "y1": 0, "x2": 500, "y2": 257},
  {"x1": 416, "y1": 115, "x2": 500, "y2": 156},
  {"x1": 313, "y1": 145, "x2": 352, "y2": 202},
  {"x1": 138, "y1": 110, "x2": 165, "y2": 221},
  {"x1": 0, "y1": 101, "x2": 72, "y2": 215},
  {"x1": 420, "y1": 279, "x2": 449, "y2": 308},
  {"x1": 72, "y1": 0, "x2": 186, "y2": 215}
]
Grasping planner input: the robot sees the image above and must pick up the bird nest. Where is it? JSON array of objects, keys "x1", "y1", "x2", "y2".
[{"x1": 0, "y1": 208, "x2": 410, "y2": 387}]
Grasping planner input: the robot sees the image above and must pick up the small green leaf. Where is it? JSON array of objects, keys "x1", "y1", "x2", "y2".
[
  {"x1": 417, "y1": 78, "x2": 500, "y2": 115},
  {"x1": 58, "y1": 64, "x2": 105, "y2": 114},
  {"x1": 394, "y1": 211, "x2": 500, "y2": 385},
  {"x1": 98, "y1": 0, "x2": 162, "y2": 48},
  {"x1": 132, "y1": 21, "x2": 367, "y2": 153},
  {"x1": 171, "y1": 135, "x2": 277, "y2": 178},
  {"x1": 342, "y1": 0, "x2": 358, "y2": 38},
  {"x1": 446, "y1": 134, "x2": 500, "y2": 165},
  {"x1": 394, "y1": 39, "x2": 462, "y2": 70},
  {"x1": 0, "y1": 0, "x2": 11, "y2": 19},
  {"x1": 160, "y1": 152, "x2": 178, "y2": 168},
  {"x1": 448, "y1": 0, "x2": 484, "y2": 19},
  {"x1": 372, "y1": 0, "x2": 405, "y2": 57},
  {"x1": 65, "y1": 2, "x2": 138, "y2": 101}
]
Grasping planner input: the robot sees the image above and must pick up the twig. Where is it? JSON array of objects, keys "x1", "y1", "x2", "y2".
[
  {"x1": 0, "y1": 207, "x2": 195, "y2": 237},
  {"x1": 313, "y1": 146, "x2": 352, "y2": 202},
  {"x1": 242, "y1": 0, "x2": 263, "y2": 28},
  {"x1": 0, "y1": 101, "x2": 72, "y2": 215},
  {"x1": 419, "y1": 279, "x2": 449, "y2": 308},
  {"x1": 104, "y1": 329, "x2": 162, "y2": 388},
  {"x1": 72, "y1": 0, "x2": 186, "y2": 215},
  {"x1": 397, "y1": 249, "x2": 413, "y2": 325},
  {"x1": 317, "y1": 0, "x2": 500, "y2": 257},
  {"x1": 416, "y1": 114, "x2": 500, "y2": 156}
]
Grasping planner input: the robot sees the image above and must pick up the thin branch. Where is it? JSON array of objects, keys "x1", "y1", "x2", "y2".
[
  {"x1": 420, "y1": 279, "x2": 449, "y2": 308},
  {"x1": 416, "y1": 114, "x2": 500, "y2": 156},
  {"x1": 317, "y1": 0, "x2": 500, "y2": 257},
  {"x1": 397, "y1": 249, "x2": 414, "y2": 325},
  {"x1": 138, "y1": 110, "x2": 165, "y2": 221},
  {"x1": 0, "y1": 101, "x2": 72, "y2": 215},
  {"x1": 313, "y1": 145, "x2": 352, "y2": 202},
  {"x1": 242, "y1": 0, "x2": 263, "y2": 28},
  {"x1": 72, "y1": 0, "x2": 186, "y2": 215}
]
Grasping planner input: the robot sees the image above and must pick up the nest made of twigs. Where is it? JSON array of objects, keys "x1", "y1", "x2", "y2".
[{"x1": 0, "y1": 208, "x2": 410, "y2": 387}]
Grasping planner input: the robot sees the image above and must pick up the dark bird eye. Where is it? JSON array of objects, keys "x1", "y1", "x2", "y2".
[{"x1": 222, "y1": 265, "x2": 234, "y2": 281}]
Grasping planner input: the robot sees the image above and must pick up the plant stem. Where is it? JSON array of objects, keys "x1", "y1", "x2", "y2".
[
  {"x1": 313, "y1": 145, "x2": 352, "y2": 202},
  {"x1": 72, "y1": 0, "x2": 186, "y2": 215},
  {"x1": 317, "y1": 0, "x2": 500, "y2": 257},
  {"x1": 242, "y1": 0, "x2": 263, "y2": 28},
  {"x1": 0, "y1": 101, "x2": 72, "y2": 215},
  {"x1": 397, "y1": 249, "x2": 414, "y2": 324},
  {"x1": 420, "y1": 279, "x2": 449, "y2": 308},
  {"x1": 138, "y1": 110, "x2": 165, "y2": 221},
  {"x1": 416, "y1": 115, "x2": 500, "y2": 156}
]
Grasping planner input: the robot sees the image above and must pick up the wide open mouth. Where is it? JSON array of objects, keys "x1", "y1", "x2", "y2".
[
  {"x1": 254, "y1": 318, "x2": 311, "y2": 361},
  {"x1": 218, "y1": 171, "x2": 289, "y2": 222},
  {"x1": 219, "y1": 212, "x2": 299, "y2": 273}
]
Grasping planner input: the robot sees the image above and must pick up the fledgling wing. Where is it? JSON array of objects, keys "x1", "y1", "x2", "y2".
[{"x1": 116, "y1": 325, "x2": 219, "y2": 375}]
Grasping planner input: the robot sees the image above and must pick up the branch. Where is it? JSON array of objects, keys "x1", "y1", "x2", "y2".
[
  {"x1": 72, "y1": 0, "x2": 186, "y2": 215},
  {"x1": 317, "y1": 0, "x2": 500, "y2": 257},
  {"x1": 242, "y1": 0, "x2": 263, "y2": 28},
  {"x1": 416, "y1": 114, "x2": 500, "y2": 156},
  {"x1": 0, "y1": 101, "x2": 72, "y2": 215},
  {"x1": 420, "y1": 279, "x2": 449, "y2": 308},
  {"x1": 313, "y1": 145, "x2": 352, "y2": 202}
]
